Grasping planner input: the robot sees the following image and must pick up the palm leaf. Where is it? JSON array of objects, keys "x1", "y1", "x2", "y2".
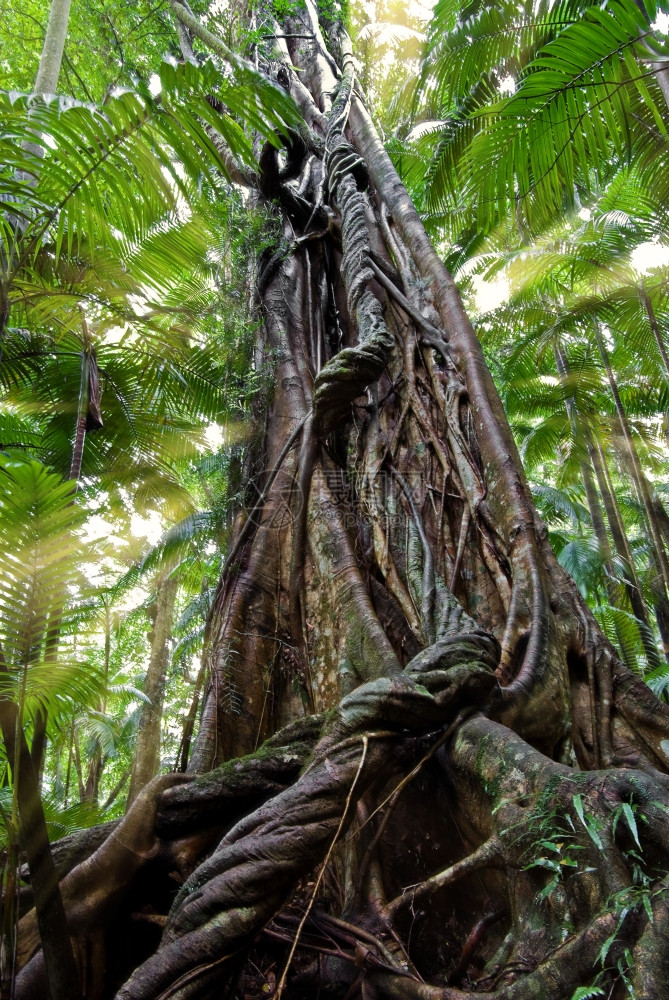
[
  {"x1": 410, "y1": 0, "x2": 667, "y2": 241},
  {"x1": 0, "y1": 455, "x2": 87, "y2": 669}
]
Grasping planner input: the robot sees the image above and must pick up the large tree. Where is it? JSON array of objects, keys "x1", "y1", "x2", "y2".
[{"x1": 9, "y1": 1, "x2": 669, "y2": 999}]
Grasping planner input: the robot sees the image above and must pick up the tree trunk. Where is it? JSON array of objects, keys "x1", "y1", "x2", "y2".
[
  {"x1": 0, "y1": 655, "x2": 82, "y2": 1000},
  {"x1": 593, "y1": 434, "x2": 669, "y2": 660},
  {"x1": 84, "y1": 605, "x2": 113, "y2": 805},
  {"x1": 555, "y1": 345, "x2": 660, "y2": 667},
  {"x1": 580, "y1": 453, "x2": 637, "y2": 669},
  {"x1": 22, "y1": 0, "x2": 72, "y2": 165},
  {"x1": 594, "y1": 322, "x2": 669, "y2": 595},
  {"x1": 12, "y1": 6, "x2": 669, "y2": 1000},
  {"x1": 588, "y1": 435, "x2": 663, "y2": 664},
  {"x1": 126, "y1": 572, "x2": 179, "y2": 808},
  {"x1": 33, "y1": 0, "x2": 72, "y2": 97},
  {"x1": 640, "y1": 284, "x2": 669, "y2": 382}
]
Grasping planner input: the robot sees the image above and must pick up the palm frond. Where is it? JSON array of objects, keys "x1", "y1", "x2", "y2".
[
  {"x1": 411, "y1": 0, "x2": 667, "y2": 241},
  {"x1": 0, "y1": 455, "x2": 86, "y2": 668}
]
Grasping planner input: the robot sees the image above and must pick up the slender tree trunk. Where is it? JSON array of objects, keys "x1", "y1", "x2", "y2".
[
  {"x1": 594, "y1": 322, "x2": 669, "y2": 594},
  {"x1": 72, "y1": 729, "x2": 85, "y2": 802},
  {"x1": 640, "y1": 284, "x2": 669, "y2": 382},
  {"x1": 555, "y1": 345, "x2": 660, "y2": 665},
  {"x1": 22, "y1": 0, "x2": 72, "y2": 164},
  {"x1": 33, "y1": 0, "x2": 72, "y2": 97},
  {"x1": 0, "y1": 652, "x2": 81, "y2": 1000},
  {"x1": 174, "y1": 659, "x2": 207, "y2": 773},
  {"x1": 101, "y1": 766, "x2": 131, "y2": 812},
  {"x1": 84, "y1": 606, "x2": 112, "y2": 804},
  {"x1": 582, "y1": 454, "x2": 640, "y2": 668},
  {"x1": 30, "y1": 610, "x2": 62, "y2": 786},
  {"x1": 69, "y1": 312, "x2": 103, "y2": 486},
  {"x1": 4, "y1": 0, "x2": 72, "y2": 335},
  {"x1": 588, "y1": 435, "x2": 663, "y2": 664},
  {"x1": 69, "y1": 348, "x2": 89, "y2": 486},
  {"x1": 595, "y1": 435, "x2": 669, "y2": 658},
  {"x1": 592, "y1": 327, "x2": 669, "y2": 655},
  {"x1": 62, "y1": 718, "x2": 74, "y2": 807},
  {"x1": 126, "y1": 573, "x2": 178, "y2": 808}
]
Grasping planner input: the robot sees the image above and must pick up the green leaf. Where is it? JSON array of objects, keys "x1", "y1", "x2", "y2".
[
  {"x1": 526, "y1": 857, "x2": 560, "y2": 871},
  {"x1": 0, "y1": 455, "x2": 87, "y2": 668},
  {"x1": 621, "y1": 802, "x2": 641, "y2": 848},
  {"x1": 570, "y1": 987, "x2": 604, "y2": 1000},
  {"x1": 597, "y1": 932, "x2": 617, "y2": 966},
  {"x1": 537, "y1": 873, "x2": 560, "y2": 901},
  {"x1": 573, "y1": 793, "x2": 604, "y2": 848},
  {"x1": 643, "y1": 892, "x2": 654, "y2": 924},
  {"x1": 539, "y1": 839, "x2": 562, "y2": 852}
]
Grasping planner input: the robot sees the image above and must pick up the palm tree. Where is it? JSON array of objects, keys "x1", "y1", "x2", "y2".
[
  {"x1": 0, "y1": 47, "x2": 297, "y2": 999},
  {"x1": 403, "y1": 0, "x2": 669, "y2": 244},
  {"x1": 471, "y1": 191, "x2": 669, "y2": 666},
  {"x1": 0, "y1": 455, "x2": 96, "y2": 999},
  {"x1": 0, "y1": 76, "x2": 280, "y2": 484}
]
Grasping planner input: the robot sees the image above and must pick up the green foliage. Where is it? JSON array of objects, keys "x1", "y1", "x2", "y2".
[
  {"x1": 643, "y1": 661, "x2": 669, "y2": 699},
  {"x1": 0, "y1": 55, "x2": 295, "y2": 276},
  {"x1": 317, "y1": 0, "x2": 349, "y2": 25},
  {"x1": 273, "y1": 0, "x2": 305, "y2": 19},
  {"x1": 351, "y1": 0, "x2": 426, "y2": 128},
  {"x1": 455, "y1": 166, "x2": 669, "y2": 671},
  {"x1": 0, "y1": 454, "x2": 103, "y2": 721},
  {"x1": 0, "y1": 786, "x2": 103, "y2": 851},
  {"x1": 519, "y1": 783, "x2": 664, "y2": 996},
  {"x1": 0, "y1": 7, "x2": 290, "y2": 832},
  {"x1": 0, "y1": 0, "x2": 177, "y2": 101},
  {"x1": 0, "y1": 67, "x2": 280, "y2": 509},
  {"x1": 570, "y1": 987, "x2": 605, "y2": 999},
  {"x1": 405, "y1": 0, "x2": 669, "y2": 243}
]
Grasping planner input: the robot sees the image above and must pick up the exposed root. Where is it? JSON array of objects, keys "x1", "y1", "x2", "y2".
[
  {"x1": 391, "y1": 466, "x2": 436, "y2": 643},
  {"x1": 386, "y1": 837, "x2": 503, "y2": 919},
  {"x1": 632, "y1": 876, "x2": 669, "y2": 997},
  {"x1": 108, "y1": 623, "x2": 497, "y2": 1000},
  {"x1": 16, "y1": 774, "x2": 192, "y2": 996},
  {"x1": 449, "y1": 506, "x2": 471, "y2": 593},
  {"x1": 274, "y1": 735, "x2": 368, "y2": 998},
  {"x1": 288, "y1": 415, "x2": 317, "y2": 706},
  {"x1": 369, "y1": 909, "x2": 627, "y2": 999}
]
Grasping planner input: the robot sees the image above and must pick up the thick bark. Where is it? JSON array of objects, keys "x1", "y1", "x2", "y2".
[{"x1": 12, "y1": 7, "x2": 669, "y2": 1000}]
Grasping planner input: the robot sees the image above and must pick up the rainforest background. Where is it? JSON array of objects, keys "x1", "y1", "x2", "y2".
[{"x1": 1, "y1": 0, "x2": 669, "y2": 998}]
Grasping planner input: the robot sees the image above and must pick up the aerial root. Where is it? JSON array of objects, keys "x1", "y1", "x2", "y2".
[
  {"x1": 273, "y1": 736, "x2": 368, "y2": 999},
  {"x1": 385, "y1": 837, "x2": 503, "y2": 919}
]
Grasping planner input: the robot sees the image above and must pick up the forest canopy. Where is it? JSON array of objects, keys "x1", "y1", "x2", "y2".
[{"x1": 1, "y1": 1, "x2": 669, "y2": 999}]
